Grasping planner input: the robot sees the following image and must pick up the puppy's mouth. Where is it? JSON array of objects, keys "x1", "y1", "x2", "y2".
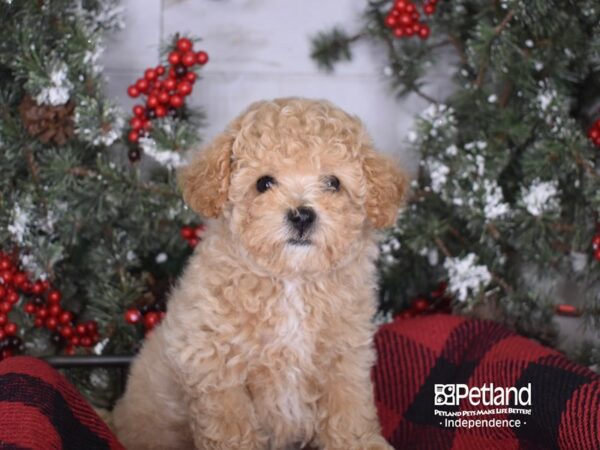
[{"x1": 287, "y1": 238, "x2": 312, "y2": 246}]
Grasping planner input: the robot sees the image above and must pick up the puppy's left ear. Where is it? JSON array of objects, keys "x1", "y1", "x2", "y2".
[
  {"x1": 179, "y1": 130, "x2": 236, "y2": 218},
  {"x1": 363, "y1": 147, "x2": 409, "y2": 229}
]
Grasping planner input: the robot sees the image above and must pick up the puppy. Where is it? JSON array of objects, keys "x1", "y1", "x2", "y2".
[{"x1": 113, "y1": 98, "x2": 406, "y2": 450}]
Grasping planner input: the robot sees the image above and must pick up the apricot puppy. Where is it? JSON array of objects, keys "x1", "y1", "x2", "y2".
[{"x1": 113, "y1": 98, "x2": 406, "y2": 450}]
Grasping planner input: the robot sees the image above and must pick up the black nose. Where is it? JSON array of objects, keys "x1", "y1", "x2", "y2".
[{"x1": 287, "y1": 206, "x2": 316, "y2": 236}]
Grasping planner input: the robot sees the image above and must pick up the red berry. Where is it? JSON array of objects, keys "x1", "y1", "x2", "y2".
[
  {"x1": 177, "y1": 81, "x2": 193, "y2": 96},
  {"x1": 393, "y1": 27, "x2": 405, "y2": 37},
  {"x1": 70, "y1": 336, "x2": 80, "y2": 346},
  {"x1": 147, "y1": 95, "x2": 159, "y2": 108},
  {"x1": 0, "y1": 285, "x2": 5, "y2": 299},
  {"x1": 37, "y1": 307, "x2": 48, "y2": 319},
  {"x1": 196, "y1": 51, "x2": 209, "y2": 65},
  {"x1": 424, "y1": 3, "x2": 435, "y2": 15},
  {"x1": 144, "y1": 68, "x2": 157, "y2": 81},
  {"x1": 399, "y1": 12, "x2": 412, "y2": 26},
  {"x1": 45, "y1": 317, "x2": 58, "y2": 330},
  {"x1": 164, "y1": 78, "x2": 177, "y2": 91},
  {"x1": 0, "y1": 270, "x2": 13, "y2": 284},
  {"x1": 128, "y1": 130, "x2": 140, "y2": 143},
  {"x1": 176, "y1": 37, "x2": 193, "y2": 53},
  {"x1": 31, "y1": 281, "x2": 45, "y2": 295},
  {"x1": 144, "y1": 311, "x2": 160, "y2": 329},
  {"x1": 0, "y1": 314, "x2": 6, "y2": 326},
  {"x1": 169, "y1": 94, "x2": 184, "y2": 108},
  {"x1": 154, "y1": 105, "x2": 167, "y2": 117},
  {"x1": 156, "y1": 65, "x2": 165, "y2": 76},
  {"x1": 4, "y1": 322, "x2": 17, "y2": 336},
  {"x1": 418, "y1": 24, "x2": 430, "y2": 39},
  {"x1": 76, "y1": 323, "x2": 87, "y2": 336},
  {"x1": 133, "y1": 105, "x2": 146, "y2": 117},
  {"x1": 13, "y1": 272, "x2": 27, "y2": 288},
  {"x1": 48, "y1": 290, "x2": 61, "y2": 304},
  {"x1": 158, "y1": 90, "x2": 170, "y2": 104},
  {"x1": 143, "y1": 120, "x2": 152, "y2": 132},
  {"x1": 136, "y1": 78, "x2": 149, "y2": 92},
  {"x1": 34, "y1": 318, "x2": 43, "y2": 328},
  {"x1": 180, "y1": 226, "x2": 195, "y2": 239},
  {"x1": 130, "y1": 117, "x2": 143, "y2": 130},
  {"x1": 188, "y1": 237, "x2": 199, "y2": 247},
  {"x1": 185, "y1": 72, "x2": 197, "y2": 83},
  {"x1": 49, "y1": 304, "x2": 61, "y2": 316},
  {"x1": 595, "y1": 247, "x2": 600, "y2": 261},
  {"x1": 411, "y1": 297, "x2": 429, "y2": 313},
  {"x1": 7, "y1": 290, "x2": 19, "y2": 304},
  {"x1": 59, "y1": 311, "x2": 73, "y2": 325},
  {"x1": 0, "y1": 303, "x2": 11, "y2": 313},
  {"x1": 182, "y1": 51, "x2": 197, "y2": 67},
  {"x1": 124, "y1": 308, "x2": 141, "y2": 324},
  {"x1": 24, "y1": 303, "x2": 36, "y2": 314},
  {"x1": 0, "y1": 257, "x2": 12, "y2": 271},
  {"x1": 42, "y1": 280, "x2": 50, "y2": 291},
  {"x1": 127, "y1": 85, "x2": 140, "y2": 98},
  {"x1": 168, "y1": 51, "x2": 181, "y2": 65},
  {"x1": 60, "y1": 326, "x2": 74, "y2": 339},
  {"x1": 385, "y1": 15, "x2": 397, "y2": 27},
  {"x1": 86, "y1": 321, "x2": 98, "y2": 335},
  {"x1": 81, "y1": 336, "x2": 92, "y2": 347},
  {"x1": 0, "y1": 329, "x2": 5, "y2": 341},
  {"x1": 405, "y1": 3, "x2": 415, "y2": 13}
]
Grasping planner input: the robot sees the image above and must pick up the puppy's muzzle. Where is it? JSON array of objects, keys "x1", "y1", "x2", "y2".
[{"x1": 287, "y1": 206, "x2": 316, "y2": 243}]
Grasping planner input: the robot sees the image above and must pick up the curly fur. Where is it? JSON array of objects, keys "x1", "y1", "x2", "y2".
[{"x1": 113, "y1": 98, "x2": 407, "y2": 450}]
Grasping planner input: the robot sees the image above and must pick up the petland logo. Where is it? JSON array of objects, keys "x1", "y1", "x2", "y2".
[{"x1": 434, "y1": 383, "x2": 532, "y2": 407}]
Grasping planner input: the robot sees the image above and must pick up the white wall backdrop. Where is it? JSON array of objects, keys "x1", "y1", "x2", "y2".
[{"x1": 100, "y1": 0, "x2": 450, "y2": 171}]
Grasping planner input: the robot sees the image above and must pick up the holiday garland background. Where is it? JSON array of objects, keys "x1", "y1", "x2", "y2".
[
  {"x1": 312, "y1": 0, "x2": 600, "y2": 363},
  {"x1": 0, "y1": 0, "x2": 209, "y2": 407}
]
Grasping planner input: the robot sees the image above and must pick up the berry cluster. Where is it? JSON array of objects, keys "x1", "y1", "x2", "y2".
[
  {"x1": 126, "y1": 37, "x2": 209, "y2": 145},
  {"x1": 124, "y1": 301, "x2": 166, "y2": 336},
  {"x1": 180, "y1": 224, "x2": 206, "y2": 248},
  {"x1": 384, "y1": 0, "x2": 438, "y2": 40},
  {"x1": 0, "y1": 252, "x2": 99, "y2": 359},
  {"x1": 588, "y1": 118, "x2": 600, "y2": 147},
  {"x1": 396, "y1": 282, "x2": 450, "y2": 319}
]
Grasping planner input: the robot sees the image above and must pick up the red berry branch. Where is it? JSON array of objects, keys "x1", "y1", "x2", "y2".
[
  {"x1": 126, "y1": 36, "x2": 209, "y2": 161},
  {"x1": 384, "y1": 0, "x2": 438, "y2": 40},
  {"x1": 0, "y1": 251, "x2": 100, "y2": 359},
  {"x1": 180, "y1": 223, "x2": 205, "y2": 248}
]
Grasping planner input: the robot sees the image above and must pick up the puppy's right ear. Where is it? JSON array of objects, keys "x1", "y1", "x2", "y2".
[{"x1": 179, "y1": 130, "x2": 235, "y2": 218}]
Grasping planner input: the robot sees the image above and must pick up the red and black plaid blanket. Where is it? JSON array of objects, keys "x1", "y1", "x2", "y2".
[
  {"x1": 373, "y1": 314, "x2": 600, "y2": 450},
  {"x1": 0, "y1": 314, "x2": 598, "y2": 449}
]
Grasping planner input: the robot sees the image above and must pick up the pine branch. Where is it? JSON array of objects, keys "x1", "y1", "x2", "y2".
[{"x1": 474, "y1": 10, "x2": 515, "y2": 88}]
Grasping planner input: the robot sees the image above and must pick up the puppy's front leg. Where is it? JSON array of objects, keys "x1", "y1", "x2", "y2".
[
  {"x1": 189, "y1": 385, "x2": 267, "y2": 450},
  {"x1": 315, "y1": 348, "x2": 392, "y2": 450}
]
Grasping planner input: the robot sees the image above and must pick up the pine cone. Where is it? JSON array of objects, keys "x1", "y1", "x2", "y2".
[{"x1": 19, "y1": 95, "x2": 75, "y2": 145}]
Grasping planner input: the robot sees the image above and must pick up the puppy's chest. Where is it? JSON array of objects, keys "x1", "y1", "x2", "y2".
[{"x1": 260, "y1": 280, "x2": 314, "y2": 361}]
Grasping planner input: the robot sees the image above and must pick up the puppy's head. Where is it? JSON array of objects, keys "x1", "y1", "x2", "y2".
[{"x1": 180, "y1": 98, "x2": 407, "y2": 276}]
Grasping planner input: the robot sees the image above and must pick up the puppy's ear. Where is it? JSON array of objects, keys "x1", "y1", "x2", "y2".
[
  {"x1": 179, "y1": 130, "x2": 236, "y2": 218},
  {"x1": 363, "y1": 147, "x2": 408, "y2": 229}
]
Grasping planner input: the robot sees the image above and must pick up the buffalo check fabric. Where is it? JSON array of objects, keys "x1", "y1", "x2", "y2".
[
  {"x1": 373, "y1": 314, "x2": 600, "y2": 450},
  {"x1": 0, "y1": 356, "x2": 123, "y2": 450},
  {"x1": 0, "y1": 314, "x2": 598, "y2": 449}
]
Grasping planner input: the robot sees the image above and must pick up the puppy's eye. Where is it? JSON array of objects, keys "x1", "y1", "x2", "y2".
[
  {"x1": 256, "y1": 175, "x2": 276, "y2": 193},
  {"x1": 324, "y1": 175, "x2": 341, "y2": 192}
]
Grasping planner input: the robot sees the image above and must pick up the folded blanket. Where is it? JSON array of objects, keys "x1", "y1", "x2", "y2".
[
  {"x1": 0, "y1": 314, "x2": 598, "y2": 449},
  {"x1": 373, "y1": 314, "x2": 600, "y2": 450}
]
